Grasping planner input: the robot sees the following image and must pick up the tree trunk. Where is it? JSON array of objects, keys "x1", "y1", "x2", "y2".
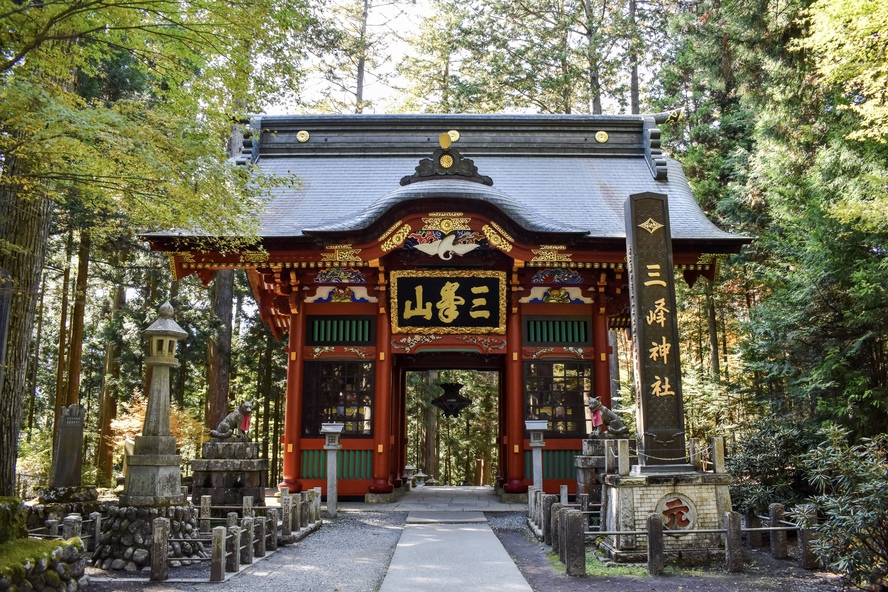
[
  {"x1": 52, "y1": 229, "x2": 74, "y2": 448},
  {"x1": 26, "y1": 273, "x2": 46, "y2": 439},
  {"x1": 0, "y1": 180, "x2": 53, "y2": 496},
  {"x1": 705, "y1": 279, "x2": 721, "y2": 381},
  {"x1": 425, "y1": 370, "x2": 439, "y2": 479},
  {"x1": 355, "y1": 0, "x2": 369, "y2": 113},
  {"x1": 96, "y1": 253, "x2": 126, "y2": 486},
  {"x1": 206, "y1": 270, "x2": 233, "y2": 430},
  {"x1": 628, "y1": 0, "x2": 640, "y2": 114},
  {"x1": 65, "y1": 229, "x2": 91, "y2": 406}
]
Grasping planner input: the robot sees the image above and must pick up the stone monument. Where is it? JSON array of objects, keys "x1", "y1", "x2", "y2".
[
  {"x1": 50, "y1": 404, "x2": 85, "y2": 488},
  {"x1": 119, "y1": 301, "x2": 187, "y2": 506},
  {"x1": 191, "y1": 400, "x2": 268, "y2": 507},
  {"x1": 591, "y1": 192, "x2": 732, "y2": 561}
]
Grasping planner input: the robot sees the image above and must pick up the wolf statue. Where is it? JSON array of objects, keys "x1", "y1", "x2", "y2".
[
  {"x1": 210, "y1": 400, "x2": 255, "y2": 440},
  {"x1": 588, "y1": 396, "x2": 630, "y2": 437}
]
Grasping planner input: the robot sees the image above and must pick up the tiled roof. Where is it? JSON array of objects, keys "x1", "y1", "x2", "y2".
[{"x1": 147, "y1": 114, "x2": 749, "y2": 246}]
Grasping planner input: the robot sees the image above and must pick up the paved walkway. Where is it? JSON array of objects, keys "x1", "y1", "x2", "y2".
[{"x1": 343, "y1": 486, "x2": 533, "y2": 592}]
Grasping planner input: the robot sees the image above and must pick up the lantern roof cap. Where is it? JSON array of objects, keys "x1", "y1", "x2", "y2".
[{"x1": 144, "y1": 301, "x2": 188, "y2": 339}]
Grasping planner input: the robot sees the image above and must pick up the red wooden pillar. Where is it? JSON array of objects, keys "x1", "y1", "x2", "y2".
[
  {"x1": 391, "y1": 367, "x2": 407, "y2": 488},
  {"x1": 503, "y1": 292, "x2": 527, "y2": 494},
  {"x1": 370, "y1": 306, "x2": 394, "y2": 493},
  {"x1": 280, "y1": 306, "x2": 306, "y2": 492},
  {"x1": 592, "y1": 305, "x2": 612, "y2": 408}
]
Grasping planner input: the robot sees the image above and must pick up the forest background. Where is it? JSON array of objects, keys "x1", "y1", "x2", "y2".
[{"x1": 0, "y1": 0, "x2": 886, "y2": 578}]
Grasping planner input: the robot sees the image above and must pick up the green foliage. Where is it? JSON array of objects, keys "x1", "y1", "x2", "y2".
[
  {"x1": 727, "y1": 419, "x2": 823, "y2": 513},
  {"x1": 797, "y1": 426, "x2": 888, "y2": 588}
]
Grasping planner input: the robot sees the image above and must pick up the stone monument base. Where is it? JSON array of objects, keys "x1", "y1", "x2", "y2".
[
  {"x1": 600, "y1": 470, "x2": 733, "y2": 562},
  {"x1": 92, "y1": 504, "x2": 207, "y2": 571},
  {"x1": 191, "y1": 441, "x2": 268, "y2": 507}
]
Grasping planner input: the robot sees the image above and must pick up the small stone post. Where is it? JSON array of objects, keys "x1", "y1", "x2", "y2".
[
  {"x1": 151, "y1": 518, "x2": 170, "y2": 582},
  {"x1": 226, "y1": 526, "x2": 241, "y2": 572},
  {"x1": 281, "y1": 495, "x2": 292, "y2": 537},
  {"x1": 211, "y1": 526, "x2": 226, "y2": 581},
  {"x1": 62, "y1": 515, "x2": 82, "y2": 539},
  {"x1": 322, "y1": 423, "x2": 344, "y2": 517},
  {"x1": 46, "y1": 519, "x2": 59, "y2": 537},
  {"x1": 711, "y1": 436, "x2": 727, "y2": 474},
  {"x1": 527, "y1": 486, "x2": 536, "y2": 519},
  {"x1": 201, "y1": 495, "x2": 212, "y2": 535},
  {"x1": 560, "y1": 484, "x2": 569, "y2": 506},
  {"x1": 617, "y1": 439, "x2": 631, "y2": 476},
  {"x1": 647, "y1": 513, "x2": 664, "y2": 576},
  {"x1": 797, "y1": 506, "x2": 819, "y2": 570},
  {"x1": 550, "y1": 503, "x2": 564, "y2": 555},
  {"x1": 89, "y1": 512, "x2": 102, "y2": 552},
  {"x1": 240, "y1": 517, "x2": 254, "y2": 565},
  {"x1": 724, "y1": 511, "x2": 744, "y2": 572},
  {"x1": 745, "y1": 510, "x2": 763, "y2": 548},
  {"x1": 255, "y1": 514, "x2": 266, "y2": 558},
  {"x1": 227, "y1": 512, "x2": 239, "y2": 528},
  {"x1": 689, "y1": 438, "x2": 703, "y2": 471},
  {"x1": 266, "y1": 510, "x2": 279, "y2": 551},
  {"x1": 542, "y1": 494, "x2": 557, "y2": 545},
  {"x1": 564, "y1": 509, "x2": 586, "y2": 576},
  {"x1": 769, "y1": 503, "x2": 788, "y2": 559}
]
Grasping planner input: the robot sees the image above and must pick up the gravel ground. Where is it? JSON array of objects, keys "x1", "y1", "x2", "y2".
[
  {"x1": 87, "y1": 511, "x2": 850, "y2": 592},
  {"x1": 86, "y1": 511, "x2": 406, "y2": 592}
]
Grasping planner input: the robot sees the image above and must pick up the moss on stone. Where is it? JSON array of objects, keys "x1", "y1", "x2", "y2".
[
  {"x1": 0, "y1": 497, "x2": 27, "y2": 544},
  {"x1": 0, "y1": 538, "x2": 82, "y2": 575}
]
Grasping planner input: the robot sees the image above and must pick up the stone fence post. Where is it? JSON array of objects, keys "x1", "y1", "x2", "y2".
[
  {"x1": 226, "y1": 526, "x2": 241, "y2": 573},
  {"x1": 89, "y1": 512, "x2": 102, "y2": 553},
  {"x1": 211, "y1": 526, "x2": 226, "y2": 582},
  {"x1": 647, "y1": 513, "x2": 664, "y2": 576},
  {"x1": 266, "y1": 509, "x2": 279, "y2": 551},
  {"x1": 240, "y1": 517, "x2": 254, "y2": 565},
  {"x1": 724, "y1": 511, "x2": 743, "y2": 572},
  {"x1": 769, "y1": 503, "x2": 788, "y2": 559},
  {"x1": 62, "y1": 514, "x2": 82, "y2": 540},
  {"x1": 151, "y1": 517, "x2": 170, "y2": 582},
  {"x1": 564, "y1": 509, "x2": 586, "y2": 577},
  {"x1": 201, "y1": 495, "x2": 212, "y2": 535}
]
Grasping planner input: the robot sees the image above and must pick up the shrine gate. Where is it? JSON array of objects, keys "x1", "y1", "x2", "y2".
[{"x1": 146, "y1": 114, "x2": 747, "y2": 498}]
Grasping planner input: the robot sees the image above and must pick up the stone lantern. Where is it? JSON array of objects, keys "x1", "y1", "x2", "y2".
[
  {"x1": 525, "y1": 420, "x2": 548, "y2": 491},
  {"x1": 119, "y1": 301, "x2": 188, "y2": 506},
  {"x1": 322, "y1": 423, "x2": 345, "y2": 517}
]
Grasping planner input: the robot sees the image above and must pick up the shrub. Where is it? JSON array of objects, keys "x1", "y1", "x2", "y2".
[
  {"x1": 727, "y1": 418, "x2": 823, "y2": 513},
  {"x1": 798, "y1": 426, "x2": 888, "y2": 588}
]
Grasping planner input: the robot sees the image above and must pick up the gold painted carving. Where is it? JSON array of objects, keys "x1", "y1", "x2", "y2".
[
  {"x1": 422, "y1": 217, "x2": 471, "y2": 233},
  {"x1": 428, "y1": 212, "x2": 464, "y2": 217},
  {"x1": 595, "y1": 131, "x2": 609, "y2": 143},
  {"x1": 482, "y1": 224, "x2": 513, "y2": 253},
  {"x1": 378, "y1": 220, "x2": 404, "y2": 242},
  {"x1": 538, "y1": 245, "x2": 566, "y2": 250},
  {"x1": 167, "y1": 255, "x2": 178, "y2": 281},
  {"x1": 531, "y1": 248, "x2": 573, "y2": 262},
  {"x1": 381, "y1": 224, "x2": 412, "y2": 252},
  {"x1": 489, "y1": 221, "x2": 514, "y2": 243},
  {"x1": 440, "y1": 154, "x2": 454, "y2": 168},
  {"x1": 321, "y1": 244, "x2": 363, "y2": 261},
  {"x1": 239, "y1": 251, "x2": 269, "y2": 263},
  {"x1": 297, "y1": 130, "x2": 310, "y2": 143},
  {"x1": 638, "y1": 217, "x2": 664, "y2": 234},
  {"x1": 447, "y1": 130, "x2": 460, "y2": 143}
]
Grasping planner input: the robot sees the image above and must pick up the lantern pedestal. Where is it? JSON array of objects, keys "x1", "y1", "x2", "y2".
[{"x1": 118, "y1": 434, "x2": 184, "y2": 506}]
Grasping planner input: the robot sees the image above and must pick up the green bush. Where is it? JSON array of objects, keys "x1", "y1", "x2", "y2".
[
  {"x1": 797, "y1": 426, "x2": 888, "y2": 588},
  {"x1": 726, "y1": 419, "x2": 823, "y2": 513}
]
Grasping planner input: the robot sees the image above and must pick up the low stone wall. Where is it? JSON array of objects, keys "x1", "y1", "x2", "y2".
[
  {"x1": 92, "y1": 505, "x2": 207, "y2": 571},
  {"x1": 0, "y1": 540, "x2": 88, "y2": 592}
]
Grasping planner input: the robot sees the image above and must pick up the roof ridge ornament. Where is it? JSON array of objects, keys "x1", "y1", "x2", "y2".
[{"x1": 400, "y1": 131, "x2": 493, "y2": 186}]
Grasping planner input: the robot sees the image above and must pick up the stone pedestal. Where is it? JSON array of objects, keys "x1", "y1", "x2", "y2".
[
  {"x1": 119, "y1": 433, "x2": 185, "y2": 506},
  {"x1": 191, "y1": 441, "x2": 268, "y2": 506},
  {"x1": 599, "y1": 470, "x2": 733, "y2": 562}
]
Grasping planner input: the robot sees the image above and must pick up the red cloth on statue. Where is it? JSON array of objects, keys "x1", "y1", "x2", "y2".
[
  {"x1": 591, "y1": 408, "x2": 603, "y2": 427},
  {"x1": 241, "y1": 414, "x2": 251, "y2": 432}
]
